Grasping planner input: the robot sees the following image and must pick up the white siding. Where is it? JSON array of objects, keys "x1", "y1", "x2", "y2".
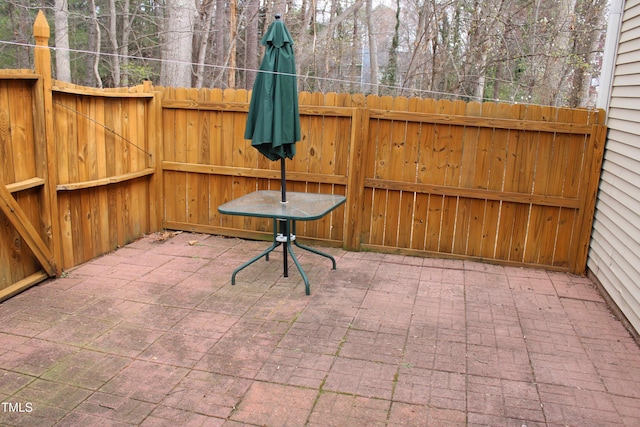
[{"x1": 589, "y1": 0, "x2": 640, "y2": 334}]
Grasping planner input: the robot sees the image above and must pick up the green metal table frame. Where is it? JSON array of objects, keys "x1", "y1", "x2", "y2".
[{"x1": 217, "y1": 190, "x2": 346, "y2": 295}]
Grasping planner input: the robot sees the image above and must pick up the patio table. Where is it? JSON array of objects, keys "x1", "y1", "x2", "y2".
[{"x1": 217, "y1": 190, "x2": 346, "y2": 294}]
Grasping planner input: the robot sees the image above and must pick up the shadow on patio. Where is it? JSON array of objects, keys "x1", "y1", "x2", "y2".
[{"x1": 1, "y1": 232, "x2": 639, "y2": 426}]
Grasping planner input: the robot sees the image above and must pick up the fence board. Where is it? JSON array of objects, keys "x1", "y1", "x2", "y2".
[
  {"x1": 383, "y1": 96, "x2": 406, "y2": 247},
  {"x1": 185, "y1": 87, "x2": 199, "y2": 227},
  {"x1": 12, "y1": 82, "x2": 35, "y2": 182},
  {"x1": 438, "y1": 100, "x2": 458, "y2": 253},
  {"x1": 163, "y1": 88, "x2": 178, "y2": 226},
  {"x1": 320, "y1": 96, "x2": 337, "y2": 236},
  {"x1": 0, "y1": 81, "x2": 14, "y2": 184},
  {"x1": 197, "y1": 88, "x2": 211, "y2": 227},
  {"x1": 373, "y1": 96, "x2": 393, "y2": 247},
  {"x1": 174, "y1": 88, "x2": 188, "y2": 227}
]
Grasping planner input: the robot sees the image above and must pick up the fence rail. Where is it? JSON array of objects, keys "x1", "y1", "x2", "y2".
[{"x1": 0, "y1": 12, "x2": 606, "y2": 300}]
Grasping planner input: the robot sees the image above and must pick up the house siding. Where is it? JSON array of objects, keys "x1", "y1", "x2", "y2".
[{"x1": 589, "y1": 0, "x2": 640, "y2": 335}]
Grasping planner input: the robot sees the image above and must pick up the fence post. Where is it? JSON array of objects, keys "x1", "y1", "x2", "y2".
[
  {"x1": 344, "y1": 103, "x2": 370, "y2": 251},
  {"x1": 145, "y1": 81, "x2": 164, "y2": 232},
  {"x1": 572, "y1": 123, "x2": 607, "y2": 274},
  {"x1": 33, "y1": 10, "x2": 62, "y2": 274}
]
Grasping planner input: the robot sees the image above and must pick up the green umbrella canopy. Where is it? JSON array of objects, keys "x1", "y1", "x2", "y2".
[{"x1": 244, "y1": 16, "x2": 301, "y2": 161}]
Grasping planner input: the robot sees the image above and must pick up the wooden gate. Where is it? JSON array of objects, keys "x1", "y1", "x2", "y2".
[
  {"x1": 1, "y1": 13, "x2": 159, "y2": 301},
  {"x1": 0, "y1": 71, "x2": 58, "y2": 301}
]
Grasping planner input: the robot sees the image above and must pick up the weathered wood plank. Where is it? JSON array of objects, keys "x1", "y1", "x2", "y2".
[{"x1": 56, "y1": 168, "x2": 155, "y2": 191}]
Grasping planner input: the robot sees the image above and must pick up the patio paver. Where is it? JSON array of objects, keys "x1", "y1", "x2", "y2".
[{"x1": 1, "y1": 231, "x2": 639, "y2": 426}]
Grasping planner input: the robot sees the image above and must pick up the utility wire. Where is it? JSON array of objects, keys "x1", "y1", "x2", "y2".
[{"x1": 0, "y1": 39, "x2": 484, "y2": 102}]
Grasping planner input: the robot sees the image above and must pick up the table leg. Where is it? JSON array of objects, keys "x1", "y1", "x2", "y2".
[
  {"x1": 231, "y1": 219, "x2": 337, "y2": 295},
  {"x1": 280, "y1": 219, "x2": 288, "y2": 278},
  {"x1": 284, "y1": 220, "x2": 310, "y2": 295},
  {"x1": 265, "y1": 219, "x2": 277, "y2": 261},
  {"x1": 291, "y1": 220, "x2": 337, "y2": 269},
  {"x1": 231, "y1": 219, "x2": 280, "y2": 286}
]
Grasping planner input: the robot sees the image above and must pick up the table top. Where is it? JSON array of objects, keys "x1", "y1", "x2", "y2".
[{"x1": 218, "y1": 190, "x2": 346, "y2": 221}]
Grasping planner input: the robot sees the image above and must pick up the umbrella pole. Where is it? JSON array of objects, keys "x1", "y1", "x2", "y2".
[
  {"x1": 280, "y1": 159, "x2": 287, "y2": 202},
  {"x1": 280, "y1": 158, "x2": 288, "y2": 277}
]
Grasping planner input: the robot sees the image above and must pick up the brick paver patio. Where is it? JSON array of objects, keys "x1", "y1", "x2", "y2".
[{"x1": 1, "y1": 232, "x2": 639, "y2": 426}]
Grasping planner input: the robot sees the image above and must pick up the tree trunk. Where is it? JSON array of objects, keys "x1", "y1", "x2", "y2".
[
  {"x1": 366, "y1": 0, "x2": 378, "y2": 95},
  {"x1": 90, "y1": 0, "x2": 103, "y2": 88},
  {"x1": 228, "y1": 0, "x2": 237, "y2": 88},
  {"x1": 381, "y1": 0, "x2": 400, "y2": 94},
  {"x1": 245, "y1": 0, "x2": 260, "y2": 90},
  {"x1": 160, "y1": 0, "x2": 196, "y2": 87},
  {"x1": 120, "y1": 0, "x2": 131, "y2": 86},
  {"x1": 54, "y1": 0, "x2": 71, "y2": 82},
  {"x1": 323, "y1": 0, "x2": 340, "y2": 88},
  {"x1": 108, "y1": 0, "x2": 121, "y2": 87},
  {"x1": 213, "y1": 0, "x2": 227, "y2": 86},
  {"x1": 350, "y1": 3, "x2": 360, "y2": 91},
  {"x1": 194, "y1": 0, "x2": 216, "y2": 88},
  {"x1": 300, "y1": 0, "x2": 309, "y2": 35},
  {"x1": 460, "y1": 0, "x2": 486, "y2": 100}
]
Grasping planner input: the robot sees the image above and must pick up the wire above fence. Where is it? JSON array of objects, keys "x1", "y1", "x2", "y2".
[{"x1": 0, "y1": 38, "x2": 487, "y2": 102}]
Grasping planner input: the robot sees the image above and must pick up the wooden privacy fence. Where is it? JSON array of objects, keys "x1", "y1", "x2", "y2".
[
  {"x1": 0, "y1": 12, "x2": 606, "y2": 300},
  {"x1": 161, "y1": 88, "x2": 605, "y2": 273}
]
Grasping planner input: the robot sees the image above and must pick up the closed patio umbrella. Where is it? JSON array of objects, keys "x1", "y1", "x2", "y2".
[
  {"x1": 244, "y1": 14, "x2": 300, "y2": 203},
  {"x1": 244, "y1": 14, "x2": 301, "y2": 275}
]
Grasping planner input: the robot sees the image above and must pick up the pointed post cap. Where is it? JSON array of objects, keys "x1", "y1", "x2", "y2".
[{"x1": 33, "y1": 10, "x2": 50, "y2": 43}]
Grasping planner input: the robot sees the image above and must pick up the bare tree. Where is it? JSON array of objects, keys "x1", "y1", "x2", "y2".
[
  {"x1": 567, "y1": 0, "x2": 607, "y2": 107},
  {"x1": 4, "y1": 0, "x2": 32, "y2": 68},
  {"x1": 460, "y1": 0, "x2": 508, "y2": 100},
  {"x1": 296, "y1": 0, "x2": 365, "y2": 91},
  {"x1": 7, "y1": 0, "x2": 607, "y2": 106},
  {"x1": 531, "y1": 0, "x2": 575, "y2": 105}
]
